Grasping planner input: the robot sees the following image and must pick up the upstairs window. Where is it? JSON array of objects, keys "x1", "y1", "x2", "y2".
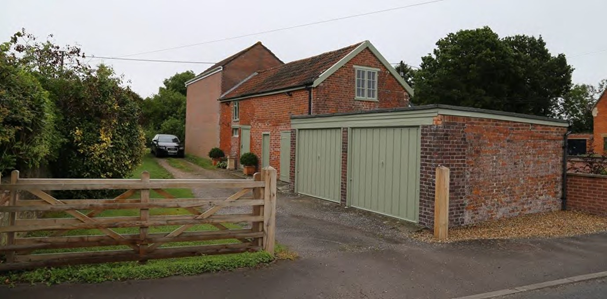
[
  {"x1": 355, "y1": 66, "x2": 378, "y2": 101},
  {"x1": 232, "y1": 101, "x2": 239, "y2": 121}
]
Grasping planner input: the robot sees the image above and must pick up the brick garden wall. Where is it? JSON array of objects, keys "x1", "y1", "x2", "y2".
[{"x1": 567, "y1": 173, "x2": 607, "y2": 216}]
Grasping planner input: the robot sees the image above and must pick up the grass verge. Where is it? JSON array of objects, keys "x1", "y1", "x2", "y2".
[
  {"x1": 0, "y1": 153, "x2": 280, "y2": 286},
  {"x1": 185, "y1": 154, "x2": 215, "y2": 170}
]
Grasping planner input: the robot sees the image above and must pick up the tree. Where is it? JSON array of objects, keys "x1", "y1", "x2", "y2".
[
  {"x1": 414, "y1": 27, "x2": 573, "y2": 116},
  {"x1": 395, "y1": 61, "x2": 416, "y2": 88},
  {"x1": 556, "y1": 80, "x2": 606, "y2": 133},
  {"x1": 5, "y1": 30, "x2": 146, "y2": 181},
  {"x1": 140, "y1": 71, "x2": 194, "y2": 143},
  {"x1": 0, "y1": 45, "x2": 56, "y2": 175}
]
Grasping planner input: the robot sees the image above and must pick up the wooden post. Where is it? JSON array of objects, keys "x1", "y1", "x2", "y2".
[
  {"x1": 6, "y1": 170, "x2": 19, "y2": 262},
  {"x1": 434, "y1": 166, "x2": 450, "y2": 240},
  {"x1": 252, "y1": 172, "x2": 263, "y2": 247},
  {"x1": 139, "y1": 171, "x2": 150, "y2": 261},
  {"x1": 262, "y1": 167, "x2": 277, "y2": 256}
]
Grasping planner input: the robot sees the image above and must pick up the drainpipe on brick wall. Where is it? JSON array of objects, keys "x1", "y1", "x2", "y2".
[
  {"x1": 307, "y1": 86, "x2": 312, "y2": 115},
  {"x1": 562, "y1": 127, "x2": 572, "y2": 211}
]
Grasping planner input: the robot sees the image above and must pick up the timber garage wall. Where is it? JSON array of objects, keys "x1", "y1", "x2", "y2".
[{"x1": 290, "y1": 105, "x2": 569, "y2": 228}]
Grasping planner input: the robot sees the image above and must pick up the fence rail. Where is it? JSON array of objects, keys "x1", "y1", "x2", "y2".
[{"x1": 0, "y1": 167, "x2": 277, "y2": 272}]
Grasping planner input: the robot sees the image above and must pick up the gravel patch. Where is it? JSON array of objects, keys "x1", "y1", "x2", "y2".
[{"x1": 412, "y1": 211, "x2": 607, "y2": 243}]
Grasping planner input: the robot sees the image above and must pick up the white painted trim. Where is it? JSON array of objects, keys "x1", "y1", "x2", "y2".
[
  {"x1": 311, "y1": 41, "x2": 414, "y2": 97},
  {"x1": 184, "y1": 67, "x2": 223, "y2": 87},
  {"x1": 354, "y1": 65, "x2": 380, "y2": 72},
  {"x1": 220, "y1": 86, "x2": 307, "y2": 102},
  {"x1": 220, "y1": 72, "x2": 258, "y2": 99}
]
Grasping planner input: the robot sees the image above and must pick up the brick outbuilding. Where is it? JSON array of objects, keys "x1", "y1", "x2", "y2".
[
  {"x1": 290, "y1": 105, "x2": 569, "y2": 227},
  {"x1": 592, "y1": 90, "x2": 607, "y2": 155}
]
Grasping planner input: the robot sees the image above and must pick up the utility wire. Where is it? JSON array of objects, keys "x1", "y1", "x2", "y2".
[
  {"x1": 116, "y1": 0, "x2": 449, "y2": 58},
  {"x1": 91, "y1": 56, "x2": 216, "y2": 64}
]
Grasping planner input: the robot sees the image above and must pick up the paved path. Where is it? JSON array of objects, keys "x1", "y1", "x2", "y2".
[{"x1": 2, "y1": 159, "x2": 607, "y2": 298}]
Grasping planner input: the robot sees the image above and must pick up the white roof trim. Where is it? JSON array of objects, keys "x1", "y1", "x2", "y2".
[
  {"x1": 311, "y1": 41, "x2": 414, "y2": 97},
  {"x1": 184, "y1": 66, "x2": 223, "y2": 87},
  {"x1": 220, "y1": 72, "x2": 258, "y2": 99}
]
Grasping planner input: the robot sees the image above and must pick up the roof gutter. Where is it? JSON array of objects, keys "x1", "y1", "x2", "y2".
[{"x1": 184, "y1": 67, "x2": 223, "y2": 87}]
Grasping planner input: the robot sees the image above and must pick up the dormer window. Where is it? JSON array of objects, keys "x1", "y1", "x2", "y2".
[{"x1": 355, "y1": 66, "x2": 379, "y2": 101}]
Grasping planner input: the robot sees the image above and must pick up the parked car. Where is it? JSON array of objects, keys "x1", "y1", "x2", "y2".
[{"x1": 151, "y1": 134, "x2": 184, "y2": 157}]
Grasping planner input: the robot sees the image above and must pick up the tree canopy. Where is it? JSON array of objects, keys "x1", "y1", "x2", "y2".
[
  {"x1": 1, "y1": 30, "x2": 145, "y2": 179},
  {"x1": 140, "y1": 71, "x2": 194, "y2": 143},
  {"x1": 414, "y1": 27, "x2": 573, "y2": 116},
  {"x1": 555, "y1": 80, "x2": 606, "y2": 133}
]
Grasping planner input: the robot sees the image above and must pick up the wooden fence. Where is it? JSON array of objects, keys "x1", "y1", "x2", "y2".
[{"x1": 0, "y1": 167, "x2": 277, "y2": 271}]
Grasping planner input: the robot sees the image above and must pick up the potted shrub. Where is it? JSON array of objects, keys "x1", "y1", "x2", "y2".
[
  {"x1": 240, "y1": 152, "x2": 258, "y2": 175},
  {"x1": 208, "y1": 147, "x2": 225, "y2": 166}
]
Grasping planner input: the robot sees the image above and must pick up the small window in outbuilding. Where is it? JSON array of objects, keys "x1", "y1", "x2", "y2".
[
  {"x1": 568, "y1": 139, "x2": 587, "y2": 156},
  {"x1": 232, "y1": 128, "x2": 239, "y2": 137},
  {"x1": 232, "y1": 102, "x2": 239, "y2": 121},
  {"x1": 354, "y1": 66, "x2": 378, "y2": 101}
]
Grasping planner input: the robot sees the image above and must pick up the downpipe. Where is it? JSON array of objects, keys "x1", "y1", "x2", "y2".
[{"x1": 561, "y1": 127, "x2": 572, "y2": 211}]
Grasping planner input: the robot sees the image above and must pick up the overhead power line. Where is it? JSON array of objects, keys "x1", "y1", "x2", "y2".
[
  {"x1": 91, "y1": 56, "x2": 216, "y2": 64},
  {"x1": 117, "y1": 0, "x2": 449, "y2": 58}
]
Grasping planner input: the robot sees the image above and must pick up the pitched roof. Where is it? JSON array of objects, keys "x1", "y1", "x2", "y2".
[
  {"x1": 220, "y1": 42, "x2": 363, "y2": 100},
  {"x1": 185, "y1": 42, "x2": 282, "y2": 86},
  {"x1": 594, "y1": 89, "x2": 607, "y2": 110}
]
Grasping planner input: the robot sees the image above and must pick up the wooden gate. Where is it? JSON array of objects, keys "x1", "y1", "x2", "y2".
[{"x1": 0, "y1": 167, "x2": 277, "y2": 271}]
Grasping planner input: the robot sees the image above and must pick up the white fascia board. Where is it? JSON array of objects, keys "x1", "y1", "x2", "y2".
[
  {"x1": 184, "y1": 67, "x2": 223, "y2": 87},
  {"x1": 311, "y1": 41, "x2": 415, "y2": 97}
]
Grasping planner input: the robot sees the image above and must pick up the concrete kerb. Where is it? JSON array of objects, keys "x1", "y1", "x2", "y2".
[{"x1": 453, "y1": 271, "x2": 607, "y2": 299}]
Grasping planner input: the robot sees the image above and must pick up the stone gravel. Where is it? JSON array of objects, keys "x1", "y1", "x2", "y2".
[{"x1": 412, "y1": 211, "x2": 607, "y2": 243}]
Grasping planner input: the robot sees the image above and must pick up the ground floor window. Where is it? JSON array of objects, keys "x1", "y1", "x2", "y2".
[{"x1": 232, "y1": 128, "x2": 239, "y2": 137}]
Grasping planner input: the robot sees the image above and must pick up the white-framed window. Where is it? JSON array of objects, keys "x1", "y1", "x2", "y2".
[
  {"x1": 355, "y1": 66, "x2": 379, "y2": 101},
  {"x1": 232, "y1": 128, "x2": 239, "y2": 137},
  {"x1": 232, "y1": 101, "x2": 239, "y2": 121}
]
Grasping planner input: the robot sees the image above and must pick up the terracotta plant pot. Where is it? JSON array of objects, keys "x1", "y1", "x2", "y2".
[
  {"x1": 243, "y1": 165, "x2": 256, "y2": 175},
  {"x1": 212, "y1": 158, "x2": 220, "y2": 166}
]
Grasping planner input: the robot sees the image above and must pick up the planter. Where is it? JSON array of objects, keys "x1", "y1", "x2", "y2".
[
  {"x1": 243, "y1": 165, "x2": 256, "y2": 175},
  {"x1": 212, "y1": 158, "x2": 221, "y2": 166}
]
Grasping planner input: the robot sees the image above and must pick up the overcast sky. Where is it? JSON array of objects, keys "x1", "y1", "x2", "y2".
[{"x1": 1, "y1": 0, "x2": 605, "y2": 97}]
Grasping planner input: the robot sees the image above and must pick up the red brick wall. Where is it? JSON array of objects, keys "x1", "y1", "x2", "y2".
[
  {"x1": 593, "y1": 92, "x2": 607, "y2": 155},
  {"x1": 463, "y1": 117, "x2": 565, "y2": 224},
  {"x1": 221, "y1": 90, "x2": 309, "y2": 176},
  {"x1": 222, "y1": 44, "x2": 283, "y2": 94},
  {"x1": 567, "y1": 173, "x2": 607, "y2": 216},
  {"x1": 314, "y1": 48, "x2": 409, "y2": 114},
  {"x1": 419, "y1": 119, "x2": 467, "y2": 228},
  {"x1": 418, "y1": 115, "x2": 566, "y2": 228},
  {"x1": 185, "y1": 71, "x2": 222, "y2": 158}
]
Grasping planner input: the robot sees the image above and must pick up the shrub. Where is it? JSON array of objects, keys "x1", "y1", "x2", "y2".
[
  {"x1": 208, "y1": 147, "x2": 225, "y2": 159},
  {"x1": 216, "y1": 161, "x2": 227, "y2": 169},
  {"x1": 240, "y1": 152, "x2": 258, "y2": 167}
]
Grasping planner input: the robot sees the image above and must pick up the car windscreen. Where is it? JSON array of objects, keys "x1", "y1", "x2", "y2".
[{"x1": 158, "y1": 136, "x2": 179, "y2": 143}]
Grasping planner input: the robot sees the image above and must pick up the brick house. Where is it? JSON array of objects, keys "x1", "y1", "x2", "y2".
[
  {"x1": 216, "y1": 41, "x2": 414, "y2": 180},
  {"x1": 184, "y1": 42, "x2": 283, "y2": 158},
  {"x1": 592, "y1": 89, "x2": 607, "y2": 154}
]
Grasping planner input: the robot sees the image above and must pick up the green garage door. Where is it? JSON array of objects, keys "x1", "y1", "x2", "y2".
[
  {"x1": 296, "y1": 129, "x2": 341, "y2": 202},
  {"x1": 348, "y1": 127, "x2": 420, "y2": 222}
]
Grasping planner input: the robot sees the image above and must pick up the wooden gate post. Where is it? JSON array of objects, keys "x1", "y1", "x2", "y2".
[
  {"x1": 262, "y1": 167, "x2": 277, "y2": 256},
  {"x1": 139, "y1": 171, "x2": 150, "y2": 261},
  {"x1": 434, "y1": 166, "x2": 449, "y2": 241},
  {"x1": 252, "y1": 172, "x2": 263, "y2": 247},
  {"x1": 6, "y1": 170, "x2": 19, "y2": 262}
]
